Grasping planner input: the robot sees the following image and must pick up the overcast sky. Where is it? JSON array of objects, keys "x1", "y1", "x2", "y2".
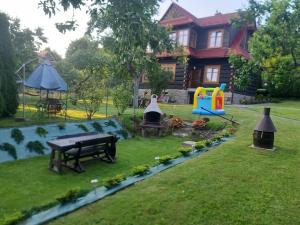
[{"x1": 0, "y1": 0, "x2": 249, "y2": 58}]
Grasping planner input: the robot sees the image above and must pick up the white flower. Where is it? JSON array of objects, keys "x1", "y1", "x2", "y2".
[
  {"x1": 154, "y1": 156, "x2": 160, "y2": 160},
  {"x1": 90, "y1": 179, "x2": 98, "y2": 184}
]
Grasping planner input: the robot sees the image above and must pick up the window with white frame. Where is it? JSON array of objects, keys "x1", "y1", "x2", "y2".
[
  {"x1": 208, "y1": 30, "x2": 223, "y2": 48},
  {"x1": 204, "y1": 65, "x2": 220, "y2": 83},
  {"x1": 177, "y1": 29, "x2": 189, "y2": 46}
]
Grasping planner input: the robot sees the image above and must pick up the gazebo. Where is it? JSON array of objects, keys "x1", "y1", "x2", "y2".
[{"x1": 24, "y1": 59, "x2": 68, "y2": 117}]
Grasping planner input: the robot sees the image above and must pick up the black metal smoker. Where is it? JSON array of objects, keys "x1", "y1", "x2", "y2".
[{"x1": 253, "y1": 107, "x2": 276, "y2": 149}]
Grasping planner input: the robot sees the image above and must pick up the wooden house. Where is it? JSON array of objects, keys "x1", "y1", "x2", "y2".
[{"x1": 140, "y1": 3, "x2": 257, "y2": 104}]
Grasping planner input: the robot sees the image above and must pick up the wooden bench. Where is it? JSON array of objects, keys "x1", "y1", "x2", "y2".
[{"x1": 47, "y1": 133, "x2": 118, "y2": 173}]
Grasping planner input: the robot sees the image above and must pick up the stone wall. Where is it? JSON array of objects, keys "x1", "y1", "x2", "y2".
[
  {"x1": 139, "y1": 89, "x2": 254, "y2": 105},
  {"x1": 139, "y1": 89, "x2": 189, "y2": 104}
]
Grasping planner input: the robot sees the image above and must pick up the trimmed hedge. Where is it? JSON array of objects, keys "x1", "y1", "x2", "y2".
[
  {"x1": 131, "y1": 165, "x2": 150, "y2": 176},
  {"x1": 178, "y1": 147, "x2": 193, "y2": 156},
  {"x1": 103, "y1": 174, "x2": 126, "y2": 189}
]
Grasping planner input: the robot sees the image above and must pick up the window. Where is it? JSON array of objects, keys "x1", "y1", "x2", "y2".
[
  {"x1": 177, "y1": 29, "x2": 189, "y2": 46},
  {"x1": 204, "y1": 65, "x2": 220, "y2": 84},
  {"x1": 169, "y1": 32, "x2": 177, "y2": 43},
  {"x1": 190, "y1": 30, "x2": 197, "y2": 48},
  {"x1": 161, "y1": 64, "x2": 176, "y2": 80},
  {"x1": 208, "y1": 30, "x2": 223, "y2": 48}
]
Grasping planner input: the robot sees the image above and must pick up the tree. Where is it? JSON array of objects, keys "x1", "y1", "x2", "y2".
[
  {"x1": 39, "y1": 0, "x2": 173, "y2": 111},
  {"x1": 0, "y1": 13, "x2": 18, "y2": 117},
  {"x1": 78, "y1": 76, "x2": 105, "y2": 120},
  {"x1": 146, "y1": 64, "x2": 172, "y2": 95},
  {"x1": 236, "y1": 0, "x2": 300, "y2": 97},
  {"x1": 9, "y1": 17, "x2": 47, "y2": 72},
  {"x1": 229, "y1": 54, "x2": 260, "y2": 91},
  {"x1": 65, "y1": 37, "x2": 110, "y2": 119},
  {"x1": 112, "y1": 83, "x2": 132, "y2": 116}
]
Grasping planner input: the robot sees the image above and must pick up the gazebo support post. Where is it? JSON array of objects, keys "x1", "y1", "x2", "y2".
[
  {"x1": 22, "y1": 64, "x2": 26, "y2": 119},
  {"x1": 65, "y1": 91, "x2": 68, "y2": 121},
  {"x1": 105, "y1": 86, "x2": 108, "y2": 118}
]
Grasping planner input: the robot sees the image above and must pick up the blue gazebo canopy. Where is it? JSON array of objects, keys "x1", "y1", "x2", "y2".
[{"x1": 24, "y1": 59, "x2": 68, "y2": 91}]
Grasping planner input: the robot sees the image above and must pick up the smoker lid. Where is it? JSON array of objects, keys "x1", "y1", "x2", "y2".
[
  {"x1": 144, "y1": 95, "x2": 163, "y2": 115},
  {"x1": 254, "y1": 108, "x2": 277, "y2": 132}
]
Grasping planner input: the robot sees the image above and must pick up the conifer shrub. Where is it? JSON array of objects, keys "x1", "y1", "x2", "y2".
[{"x1": 11, "y1": 128, "x2": 24, "y2": 144}]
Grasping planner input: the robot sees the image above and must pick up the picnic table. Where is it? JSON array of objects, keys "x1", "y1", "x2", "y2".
[{"x1": 47, "y1": 132, "x2": 118, "y2": 174}]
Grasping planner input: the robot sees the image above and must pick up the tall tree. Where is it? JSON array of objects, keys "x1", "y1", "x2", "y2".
[
  {"x1": 0, "y1": 13, "x2": 18, "y2": 117},
  {"x1": 236, "y1": 0, "x2": 300, "y2": 97},
  {"x1": 9, "y1": 17, "x2": 48, "y2": 72},
  {"x1": 39, "y1": 0, "x2": 173, "y2": 110}
]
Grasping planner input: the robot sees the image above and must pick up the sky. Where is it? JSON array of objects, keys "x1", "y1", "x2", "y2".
[{"x1": 0, "y1": 0, "x2": 249, "y2": 58}]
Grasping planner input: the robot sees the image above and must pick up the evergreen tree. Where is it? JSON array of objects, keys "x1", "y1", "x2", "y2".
[{"x1": 0, "y1": 12, "x2": 18, "y2": 117}]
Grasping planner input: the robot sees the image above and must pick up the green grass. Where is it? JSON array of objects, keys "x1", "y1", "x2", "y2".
[
  {"x1": 1, "y1": 98, "x2": 300, "y2": 225},
  {"x1": 46, "y1": 101, "x2": 300, "y2": 225},
  {"x1": 0, "y1": 136, "x2": 185, "y2": 223}
]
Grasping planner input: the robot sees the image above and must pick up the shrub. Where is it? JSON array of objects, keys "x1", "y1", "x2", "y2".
[
  {"x1": 115, "y1": 129, "x2": 128, "y2": 139},
  {"x1": 26, "y1": 141, "x2": 45, "y2": 155},
  {"x1": 194, "y1": 142, "x2": 205, "y2": 151},
  {"x1": 11, "y1": 128, "x2": 24, "y2": 144},
  {"x1": 36, "y1": 127, "x2": 48, "y2": 137},
  {"x1": 77, "y1": 124, "x2": 89, "y2": 132},
  {"x1": 56, "y1": 188, "x2": 89, "y2": 204},
  {"x1": 103, "y1": 174, "x2": 126, "y2": 189},
  {"x1": 131, "y1": 165, "x2": 150, "y2": 176},
  {"x1": 105, "y1": 120, "x2": 117, "y2": 128},
  {"x1": 221, "y1": 132, "x2": 230, "y2": 137},
  {"x1": 178, "y1": 147, "x2": 193, "y2": 156},
  {"x1": 57, "y1": 123, "x2": 66, "y2": 130},
  {"x1": 92, "y1": 122, "x2": 103, "y2": 132},
  {"x1": 206, "y1": 121, "x2": 226, "y2": 131},
  {"x1": 212, "y1": 136, "x2": 223, "y2": 142},
  {"x1": 204, "y1": 140, "x2": 213, "y2": 147},
  {"x1": 202, "y1": 117, "x2": 210, "y2": 123},
  {"x1": 111, "y1": 83, "x2": 131, "y2": 115},
  {"x1": 0, "y1": 143, "x2": 17, "y2": 159},
  {"x1": 158, "y1": 155, "x2": 174, "y2": 165}
]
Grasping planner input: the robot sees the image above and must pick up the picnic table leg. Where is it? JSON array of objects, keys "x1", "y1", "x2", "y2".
[
  {"x1": 49, "y1": 149, "x2": 62, "y2": 174},
  {"x1": 73, "y1": 148, "x2": 85, "y2": 173},
  {"x1": 48, "y1": 149, "x2": 55, "y2": 171}
]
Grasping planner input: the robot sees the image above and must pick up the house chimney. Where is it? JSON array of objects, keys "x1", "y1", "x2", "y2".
[{"x1": 253, "y1": 107, "x2": 276, "y2": 149}]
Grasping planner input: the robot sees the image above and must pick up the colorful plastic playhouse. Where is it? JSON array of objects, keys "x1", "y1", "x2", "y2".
[{"x1": 192, "y1": 83, "x2": 226, "y2": 115}]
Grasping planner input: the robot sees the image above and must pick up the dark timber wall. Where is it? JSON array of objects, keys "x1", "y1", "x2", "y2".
[
  {"x1": 188, "y1": 58, "x2": 232, "y2": 92},
  {"x1": 140, "y1": 57, "x2": 186, "y2": 90}
]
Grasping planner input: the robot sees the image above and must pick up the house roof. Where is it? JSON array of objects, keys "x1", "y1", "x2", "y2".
[
  {"x1": 158, "y1": 3, "x2": 251, "y2": 59},
  {"x1": 197, "y1": 13, "x2": 239, "y2": 27},
  {"x1": 160, "y1": 2, "x2": 240, "y2": 27}
]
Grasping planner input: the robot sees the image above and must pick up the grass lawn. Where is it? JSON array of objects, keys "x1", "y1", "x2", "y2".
[
  {"x1": 0, "y1": 136, "x2": 186, "y2": 223},
  {"x1": 0, "y1": 100, "x2": 300, "y2": 225},
  {"x1": 46, "y1": 101, "x2": 300, "y2": 225}
]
